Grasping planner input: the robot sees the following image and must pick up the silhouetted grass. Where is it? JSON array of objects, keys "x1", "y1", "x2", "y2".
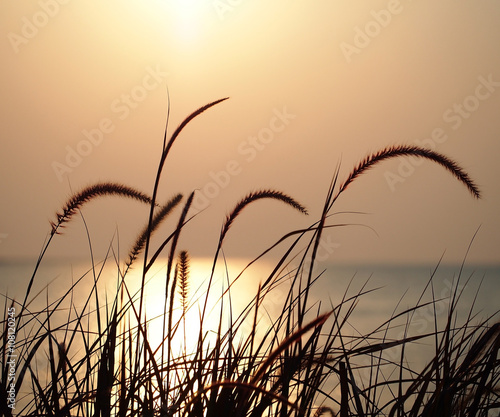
[{"x1": 1, "y1": 99, "x2": 498, "y2": 417}]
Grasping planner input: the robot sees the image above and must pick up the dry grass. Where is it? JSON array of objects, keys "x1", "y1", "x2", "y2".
[{"x1": 1, "y1": 99, "x2": 497, "y2": 417}]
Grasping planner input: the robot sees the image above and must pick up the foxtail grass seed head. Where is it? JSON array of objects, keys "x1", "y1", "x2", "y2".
[
  {"x1": 51, "y1": 182, "x2": 155, "y2": 234},
  {"x1": 126, "y1": 193, "x2": 183, "y2": 268},
  {"x1": 176, "y1": 250, "x2": 190, "y2": 314},
  {"x1": 221, "y1": 189, "x2": 308, "y2": 243},
  {"x1": 339, "y1": 145, "x2": 481, "y2": 199}
]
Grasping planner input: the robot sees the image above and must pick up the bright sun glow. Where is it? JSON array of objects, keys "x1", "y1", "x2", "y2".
[
  {"x1": 131, "y1": 257, "x2": 274, "y2": 356},
  {"x1": 169, "y1": 0, "x2": 210, "y2": 44}
]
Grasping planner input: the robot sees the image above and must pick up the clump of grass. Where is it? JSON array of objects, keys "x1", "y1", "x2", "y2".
[{"x1": 1, "y1": 98, "x2": 497, "y2": 417}]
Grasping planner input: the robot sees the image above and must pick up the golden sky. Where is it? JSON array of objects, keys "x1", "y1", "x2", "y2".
[{"x1": 1, "y1": 1, "x2": 499, "y2": 265}]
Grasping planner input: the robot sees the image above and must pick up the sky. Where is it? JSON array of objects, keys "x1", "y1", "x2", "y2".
[{"x1": 1, "y1": 1, "x2": 500, "y2": 267}]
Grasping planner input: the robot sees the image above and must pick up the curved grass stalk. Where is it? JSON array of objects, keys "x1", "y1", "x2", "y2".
[
  {"x1": 50, "y1": 182, "x2": 156, "y2": 235},
  {"x1": 125, "y1": 193, "x2": 183, "y2": 271},
  {"x1": 337, "y1": 145, "x2": 480, "y2": 200},
  {"x1": 21, "y1": 182, "x2": 155, "y2": 322}
]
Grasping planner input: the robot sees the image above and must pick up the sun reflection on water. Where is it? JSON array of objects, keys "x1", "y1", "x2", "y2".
[{"x1": 124, "y1": 256, "x2": 278, "y2": 358}]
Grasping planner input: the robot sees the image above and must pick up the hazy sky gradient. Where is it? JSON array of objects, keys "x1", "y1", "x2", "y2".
[{"x1": 1, "y1": 1, "x2": 499, "y2": 265}]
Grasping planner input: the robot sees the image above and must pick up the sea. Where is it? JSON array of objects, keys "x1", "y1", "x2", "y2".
[
  {"x1": 2, "y1": 257, "x2": 498, "y2": 356},
  {"x1": 1, "y1": 257, "x2": 499, "y2": 412},
  {"x1": 2, "y1": 257, "x2": 498, "y2": 308},
  {"x1": 1, "y1": 257, "x2": 499, "y2": 337}
]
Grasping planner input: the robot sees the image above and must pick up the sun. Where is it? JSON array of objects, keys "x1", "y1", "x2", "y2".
[
  {"x1": 132, "y1": 257, "x2": 225, "y2": 355},
  {"x1": 134, "y1": 257, "x2": 273, "y2": 356},
  {"x1": 168, "y1": 0, "x2": 213, "y2": 44}
]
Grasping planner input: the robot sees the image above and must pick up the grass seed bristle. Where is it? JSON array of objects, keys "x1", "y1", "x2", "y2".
[
  {"x1": 220, "y1": 189, "x2": 308, "y2": 243},
  {"x1": 339, "y1": 145, "x2": 481, "y2": 199},
  {"x1": 126, "y1": 193, "x2": 183, "y2": 268},
  {"x1": 52, "y1": 182, "x2": 155, "y2": 234}
]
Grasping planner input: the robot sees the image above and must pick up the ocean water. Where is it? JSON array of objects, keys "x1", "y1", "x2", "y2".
[
  {"x1": 1, "y1": 258, "x2": 498, "y2": 330},
  {"x1": 2, "y1": 257, "x2": 498, "y2": 349},
  {"x1": 1, "y1": 258, "x2": 499, "y2": 412}
]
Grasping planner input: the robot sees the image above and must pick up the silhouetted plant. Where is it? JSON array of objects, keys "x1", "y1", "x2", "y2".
[{"x1": 1, "y1": 98, "x2": 497, "y2": 417}]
